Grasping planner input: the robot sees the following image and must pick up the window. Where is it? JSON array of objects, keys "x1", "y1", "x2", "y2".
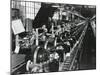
[
  {"x1": 11, "y1": 0, "x2": 41, "y2": 31},
  {"x1": 11, "y1": 0, "x2": 41, "y2": 20}
]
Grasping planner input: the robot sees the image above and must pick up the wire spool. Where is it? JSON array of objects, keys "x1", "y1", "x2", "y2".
[
  {"x1": 33, "y1": 46, "x2": 49, "y2": 64},
  {"x1": 26, "y1": 60, "x2": 43, "y2": 72},
  {"x1": 26, "y1": 46, "x2": 49, "y2": 72},
  {"x1": 26, "y1": 60, "x2": 32, "y2": 71}
]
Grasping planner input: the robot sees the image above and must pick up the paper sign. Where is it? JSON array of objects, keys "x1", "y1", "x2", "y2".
[{"x1": 12, "y1": 19, "x2": 25, "y2": 35}]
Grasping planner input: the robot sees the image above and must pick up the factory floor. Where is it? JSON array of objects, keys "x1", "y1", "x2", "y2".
[{"x1": 12, "y1": 25, "x2": 96, "y2": 75}]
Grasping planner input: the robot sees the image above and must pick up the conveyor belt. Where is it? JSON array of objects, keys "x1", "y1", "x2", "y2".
[
  {"x1": 69, "y1": 24, "x2": 88, "y2": 70},
  {"x1": 71, "y1": 21, "x2": 86, "y2": 34},
  {"x1": 60, "y1": 22, "x2": 88, "y2": 71}
]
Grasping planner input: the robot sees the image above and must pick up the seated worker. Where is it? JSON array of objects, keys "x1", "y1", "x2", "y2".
[
  {"x1": 30, "y1": 29, "x2": 36, "y2": 45},
  {"x1": 49, "y1": 52, "x2": 59, "y2": 72},
  {"x1": 49, "y1": 23, "x2": 55, "y2": 38},
  {"x1": 38, "y1": 25, "x2": 48, "y2": 41},
  {"x1": 55, "y1": 25, "x2": 62, "y2": 35},
  {"x1": 42, "y1": 25, "x2": 48, "y2": 33}
]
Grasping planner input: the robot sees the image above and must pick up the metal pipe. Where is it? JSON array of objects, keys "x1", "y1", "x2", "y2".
[{"x1": 36, "y1": 28, "x2": 39, "y2": 46}]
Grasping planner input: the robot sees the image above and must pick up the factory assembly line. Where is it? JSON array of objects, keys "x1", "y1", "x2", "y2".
[{"x1": 11, "y1": 0, "x2": 96, "y2": 75}]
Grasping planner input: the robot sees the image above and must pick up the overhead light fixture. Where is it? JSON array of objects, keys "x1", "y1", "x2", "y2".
[{"x1": 52, "y1": 5, "x2": 60, "y2": 8}]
